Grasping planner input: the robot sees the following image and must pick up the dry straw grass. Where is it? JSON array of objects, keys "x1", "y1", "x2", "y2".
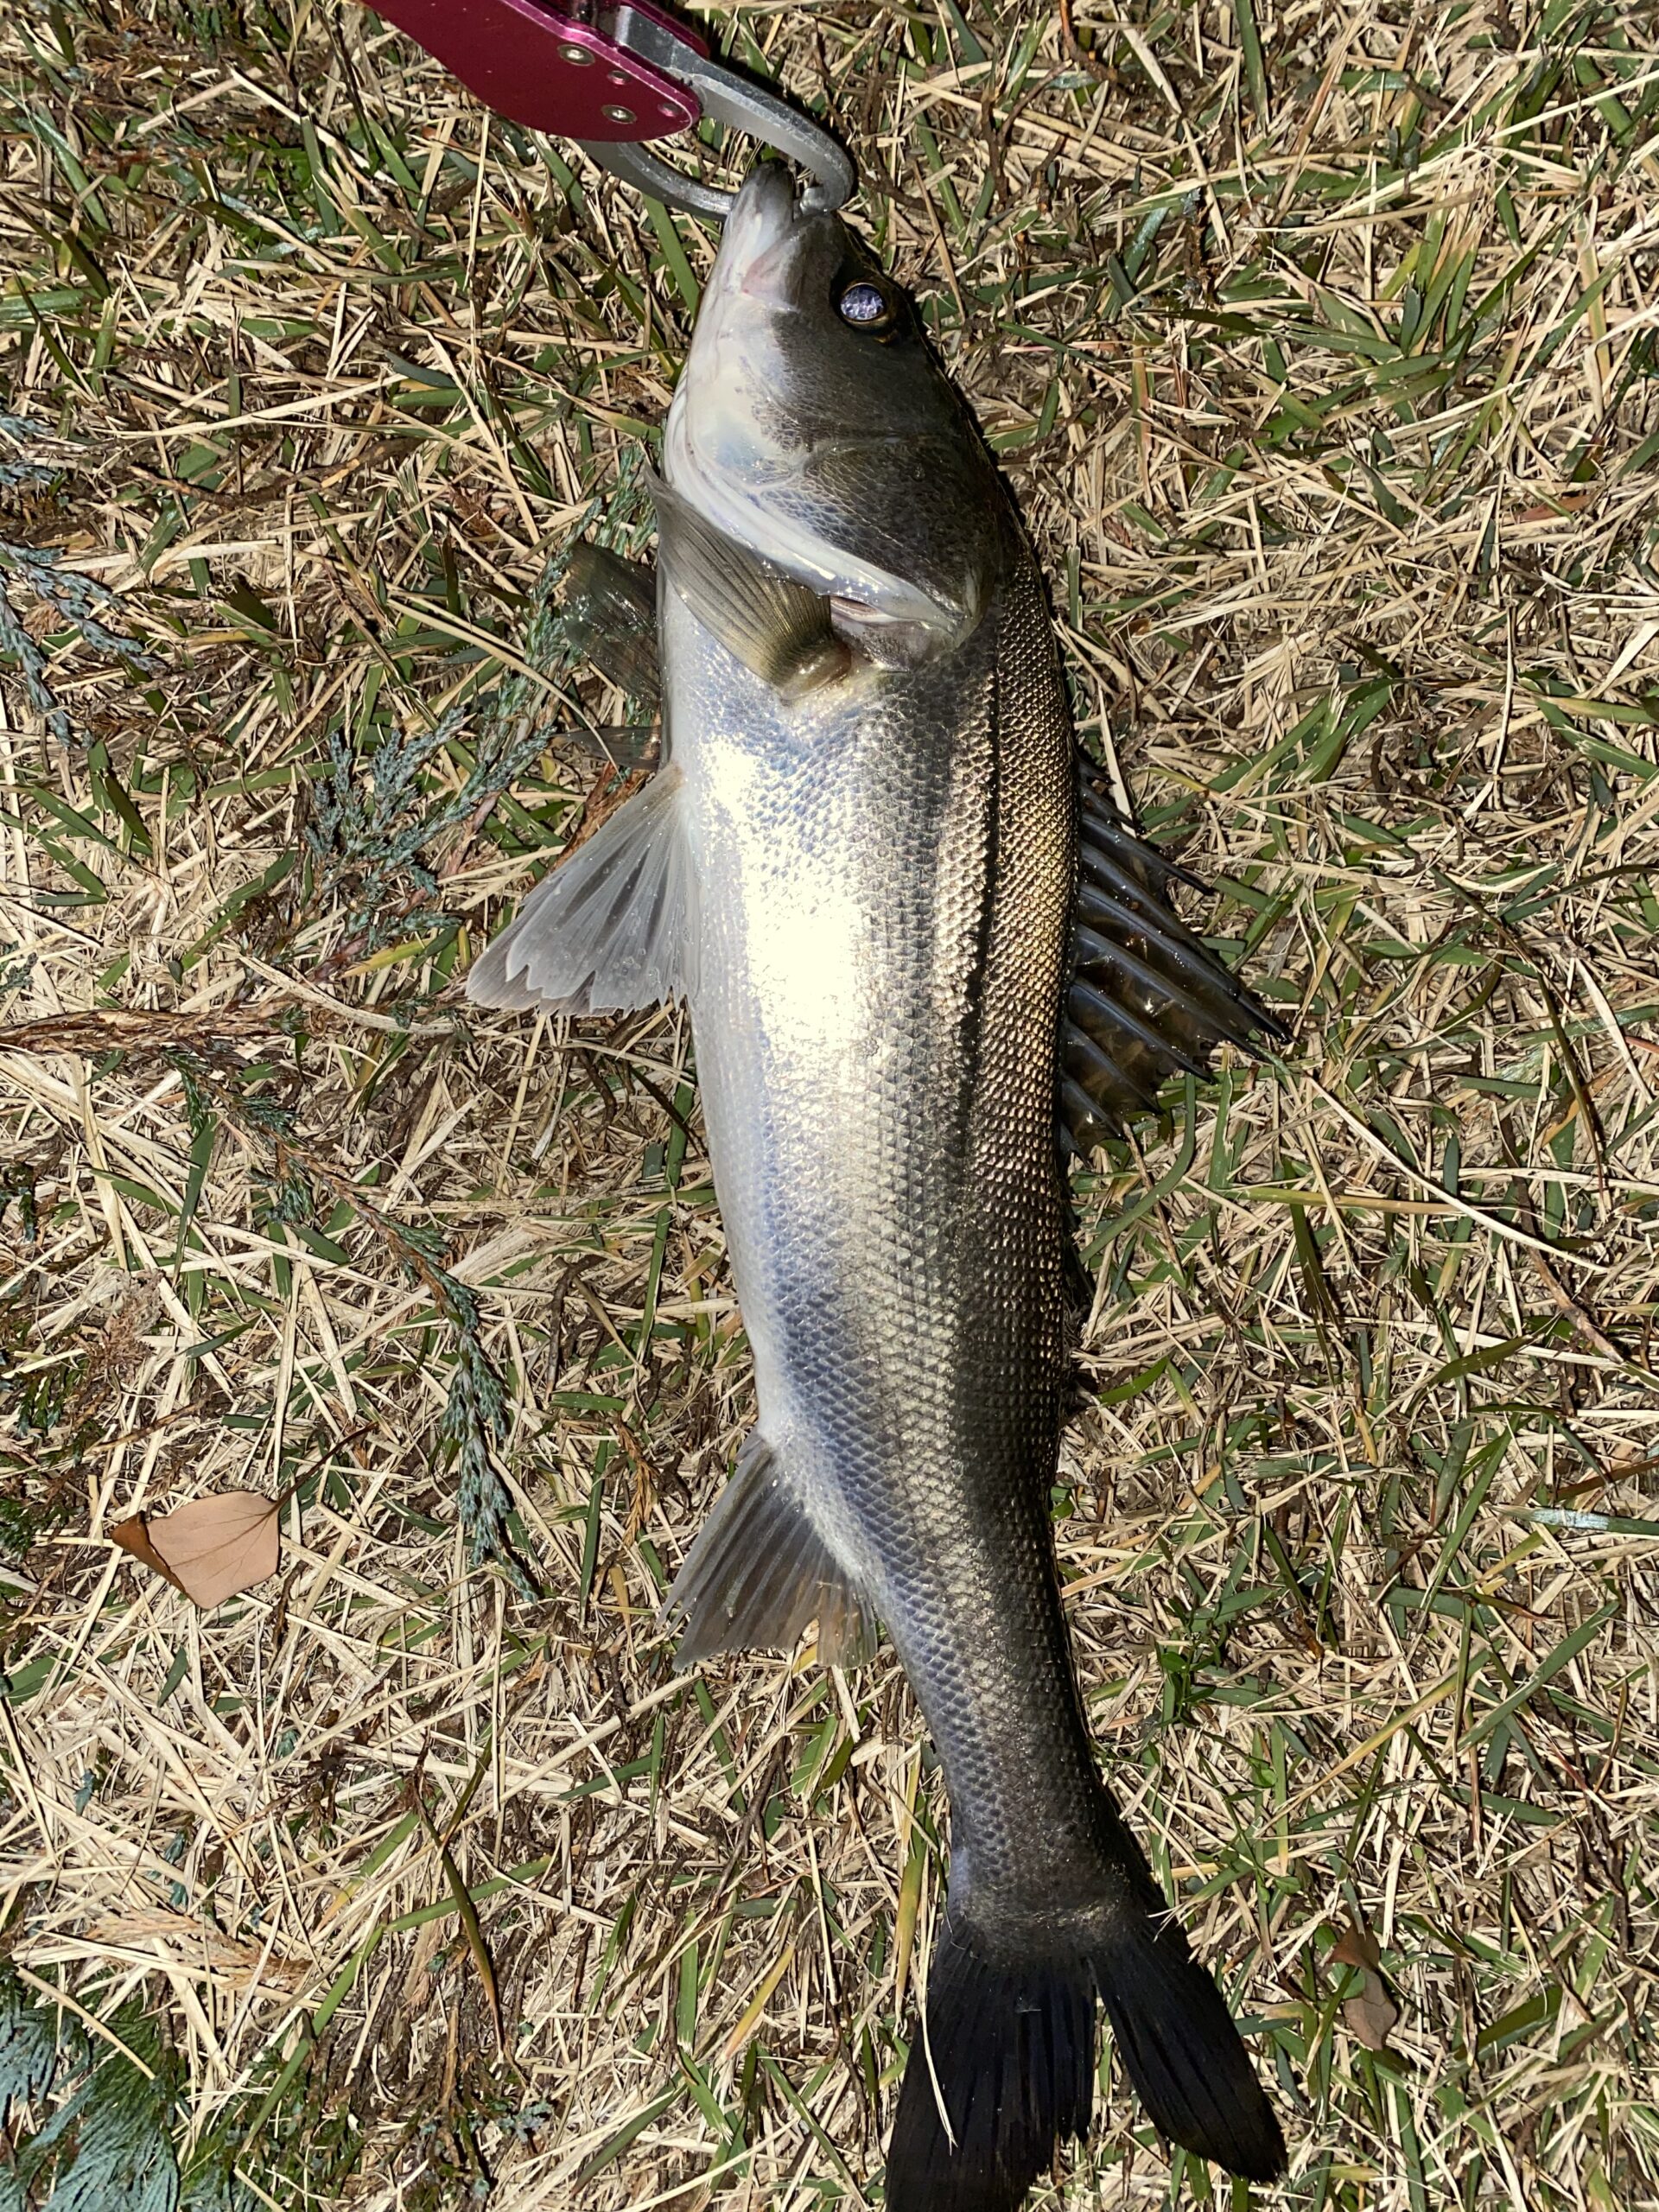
[{"x1": 1, "y1": 0, "x2": 1656, "y2": 2205}]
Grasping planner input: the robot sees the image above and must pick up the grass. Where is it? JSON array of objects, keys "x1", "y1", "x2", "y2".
[{"x1": 0, "y1": 0, "x2": 1656, "y2": 2205}]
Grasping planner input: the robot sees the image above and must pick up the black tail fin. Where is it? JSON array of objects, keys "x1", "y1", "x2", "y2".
[
  {"x1": 887, "y1": 1920, "x2": 1095, "y2": 2212},
  {"x1": 886, "y1": 1905, "x2": 1283, "y2": 2210},
  {"x1": 1096, "y1": 1910, "x2": 1287, "y2": 2182}
]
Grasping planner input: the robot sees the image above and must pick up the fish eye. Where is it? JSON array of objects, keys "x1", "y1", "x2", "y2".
[{"x1": 836, "y1": 279, "x2": 893, "y2": 330}]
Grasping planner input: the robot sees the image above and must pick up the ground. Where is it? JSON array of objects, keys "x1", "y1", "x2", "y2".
[{"x1": 0, "y1": 1, "x2": 1656, "y2": 2208}]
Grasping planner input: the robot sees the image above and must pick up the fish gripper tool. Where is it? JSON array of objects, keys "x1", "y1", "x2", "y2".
[{"x1": 360, "y1": 0, "x2": 855, "y2": 219}]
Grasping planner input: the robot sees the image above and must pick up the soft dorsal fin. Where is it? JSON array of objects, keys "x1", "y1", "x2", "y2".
[
  {"x1": 1060, "y1": 775, "x2": 1289, "y2": 1154},
  {"x1": 664, "y1": 1433, "x2": 878, "y2": 1671},
  {"x1": 466, "y1": 764, "x2": 692, "y2": 1015},
  {"x1": 650, "y1": 473, "x2": 849, "y2": 699}
]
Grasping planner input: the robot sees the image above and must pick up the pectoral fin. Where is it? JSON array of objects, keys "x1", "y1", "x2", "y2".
[
  {"x1": 651, "y1": 473, "x2": 849, "y2": 700},
  {"x1": 664, "y1": 1433, "x2": 877, "y2": 1669},
  {"x1": 466, "y1": 764, "x2": 693, "y2": 1015}
]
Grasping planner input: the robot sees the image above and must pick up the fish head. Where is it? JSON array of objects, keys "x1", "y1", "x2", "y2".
[{"x1": 664, "y1": 163, "x2": 1000, "y2": 662}]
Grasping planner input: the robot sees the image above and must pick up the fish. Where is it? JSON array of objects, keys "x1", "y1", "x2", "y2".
[{"x1": 468, "y1": 163, "x2": 1288, "y2": 2208}]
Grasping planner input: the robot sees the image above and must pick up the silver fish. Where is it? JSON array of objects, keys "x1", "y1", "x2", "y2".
[{"x1": 470, "y1": 164, "x2": 1287, "y2": 2208}]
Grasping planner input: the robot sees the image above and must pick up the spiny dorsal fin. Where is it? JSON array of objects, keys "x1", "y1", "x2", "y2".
[
  {"x1": 1060, "y1": 775, "x2": 1289, "y2": 1154},
  {"x1": 650, "y1": 473, "x2": 849, "y2": 700},
  {"x1": 664, "y1": 1433, "x2": 877, "y2": 1670},
  {"x1": 466, "y1": 763, "x2": 693, "y2": 1015}
]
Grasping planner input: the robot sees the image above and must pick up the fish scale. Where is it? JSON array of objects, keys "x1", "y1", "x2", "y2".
[{"x1": 470, "y1": 162, "x2": 1287, "y2": 2209}]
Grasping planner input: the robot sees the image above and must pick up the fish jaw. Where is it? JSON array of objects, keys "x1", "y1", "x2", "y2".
[{"x1": 663, "y1": 166, "x2": 821, "y2": 516}]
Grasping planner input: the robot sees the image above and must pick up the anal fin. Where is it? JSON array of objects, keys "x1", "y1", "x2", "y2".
[{"x1": 664, "y1": 1434, "x2": 877, "y2": 1670}]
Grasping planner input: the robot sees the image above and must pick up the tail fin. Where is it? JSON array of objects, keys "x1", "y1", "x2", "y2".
[
  {"x1": 1096, "y1": 1910, "x2": 1286, "y2": 2182},
  {"x1": 887, "y1": 1921, "x2": 1095, "y2": 2212},
  {"x1": 886, "y1": 1903, "x2": 1283, "y2": 2209}
]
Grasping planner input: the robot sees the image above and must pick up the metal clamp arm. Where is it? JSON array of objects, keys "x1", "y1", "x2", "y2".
[{"x1": 578, "y1": 8, "x2": 854, "y2": 218}]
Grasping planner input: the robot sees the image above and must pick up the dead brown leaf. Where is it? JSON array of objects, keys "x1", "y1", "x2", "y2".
[
  {"x1": 110, "y1": 1491, "x2": 280, "y2": 1610},
  {"x1": 80, "y1": 1910, "x2": 307, "y2": 1990},
  {"x1": 1515, "y1": 491, "x2": 1593, "y2": 522},
  {"x1": 1331, "y1": 1918, "x2": 1401, "y2": 2050}
]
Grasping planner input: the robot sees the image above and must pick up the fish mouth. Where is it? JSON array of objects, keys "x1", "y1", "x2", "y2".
[{"x1": 718, "y1": 162, "x2": 816, "y2": 310}]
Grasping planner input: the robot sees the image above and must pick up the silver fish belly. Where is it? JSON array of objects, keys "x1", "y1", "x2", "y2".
[{"x1": 664, "y1": 537, "x2": 1071, "y2": 1624}]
